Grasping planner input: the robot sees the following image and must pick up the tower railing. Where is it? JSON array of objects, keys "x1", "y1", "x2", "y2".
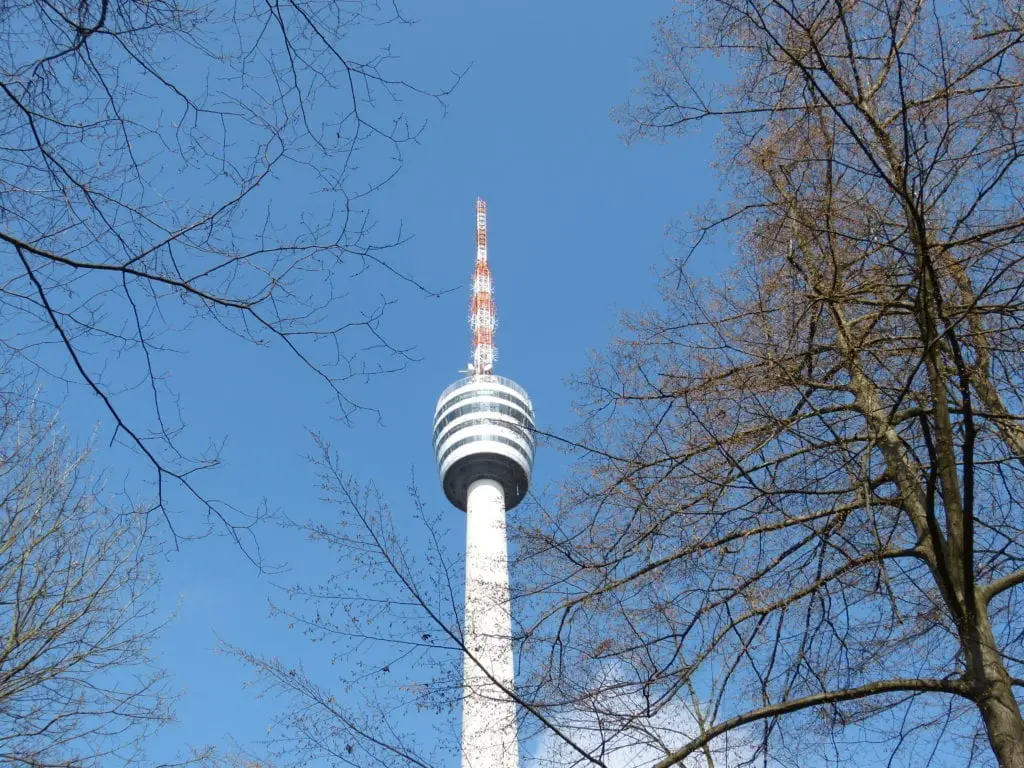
[{"x1": 438, "y1": 374, "x2": 531, "y2": 404}]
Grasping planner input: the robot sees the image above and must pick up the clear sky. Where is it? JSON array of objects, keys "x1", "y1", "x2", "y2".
[{"x1": 56, "y1": 1, "x2": 724, "y2": 763}]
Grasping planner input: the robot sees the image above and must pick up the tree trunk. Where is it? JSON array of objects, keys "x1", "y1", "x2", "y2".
[
  {"x1": 978, "y1": 680, "x2": 1024, "y2": 768},
  {"x1": 975, "y1": 618, "x2": 1024, "y2": 768}
]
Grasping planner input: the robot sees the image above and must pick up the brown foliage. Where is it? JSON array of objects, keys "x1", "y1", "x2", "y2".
[{"x1": 514, "y1": 0, "x2": 1024, "y2": 765}]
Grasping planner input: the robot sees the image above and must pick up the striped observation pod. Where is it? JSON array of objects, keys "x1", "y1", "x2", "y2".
[{"x1": 433, "y1": 373, "x2": 535, "y2": 511}]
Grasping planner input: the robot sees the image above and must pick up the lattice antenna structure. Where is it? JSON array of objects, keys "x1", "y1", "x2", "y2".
[{"x1": 470, "y1": 198, "x2": 497, "y2": 374}]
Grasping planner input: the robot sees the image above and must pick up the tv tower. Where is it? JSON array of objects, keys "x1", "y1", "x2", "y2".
[{"x1": 433, "y1": 199, "x2": 535, "y2": 768}]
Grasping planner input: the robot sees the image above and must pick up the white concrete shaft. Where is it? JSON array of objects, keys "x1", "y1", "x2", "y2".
[{"x1": 462, "y1": 478, "x2": 519, "y2": 768}]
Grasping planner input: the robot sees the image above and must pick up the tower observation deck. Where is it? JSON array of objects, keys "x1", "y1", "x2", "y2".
[
  {"x1": 433, "y1": 374, "x2": 535, "y2": 511},
  {"x1": 432, "y1": 199, "x2": 534, "y2": 768}
]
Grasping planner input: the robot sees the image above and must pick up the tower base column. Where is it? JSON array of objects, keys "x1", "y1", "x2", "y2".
[{"x1": 462, "y1": 478, "x2": 519, "y2": 768}]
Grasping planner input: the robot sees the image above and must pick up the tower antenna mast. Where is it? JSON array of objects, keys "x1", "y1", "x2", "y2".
[{"x1": 470, "y1": 198, "x2": 496, "y2": 374}]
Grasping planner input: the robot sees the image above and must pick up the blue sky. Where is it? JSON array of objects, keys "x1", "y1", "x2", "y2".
[{"x1": 54, "y1": 1, "x2": 726, "y2": 763}]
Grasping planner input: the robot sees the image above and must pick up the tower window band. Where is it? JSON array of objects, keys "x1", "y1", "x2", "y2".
[
  {"x1": 435, "y1": 388, "x2": 532, "y2": 423},
  {"x1": 433, "y1": 401, "x2": 534, "y2": 443},
  {"x1": 438, "y1": 432, "x2": 533, "y2": 467},
  {"x1": 435, "y1": 417, "x2": 536, "y2": 456}
]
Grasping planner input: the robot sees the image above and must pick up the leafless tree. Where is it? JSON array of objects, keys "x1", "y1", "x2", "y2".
[
  {"x1": 0, "y1": 391, "x2": 169, "y2": 766},
  {"x1": 227, "y1": 439, "x2": 464, "y2": 767},
  {"x1": 227, "y1": 438, "x2": 623, "y2": 768},
  {"x1": 0, "y1": 0, "x2": 454, "y2": 545},
  {"x1": 509, "y1": 0, "x2": 1024, "y2": 765}
]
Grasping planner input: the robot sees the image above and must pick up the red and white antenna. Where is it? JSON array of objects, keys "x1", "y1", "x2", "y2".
[{"x1": 470, "y1": 198, "x2": 496, "y2": 374}]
